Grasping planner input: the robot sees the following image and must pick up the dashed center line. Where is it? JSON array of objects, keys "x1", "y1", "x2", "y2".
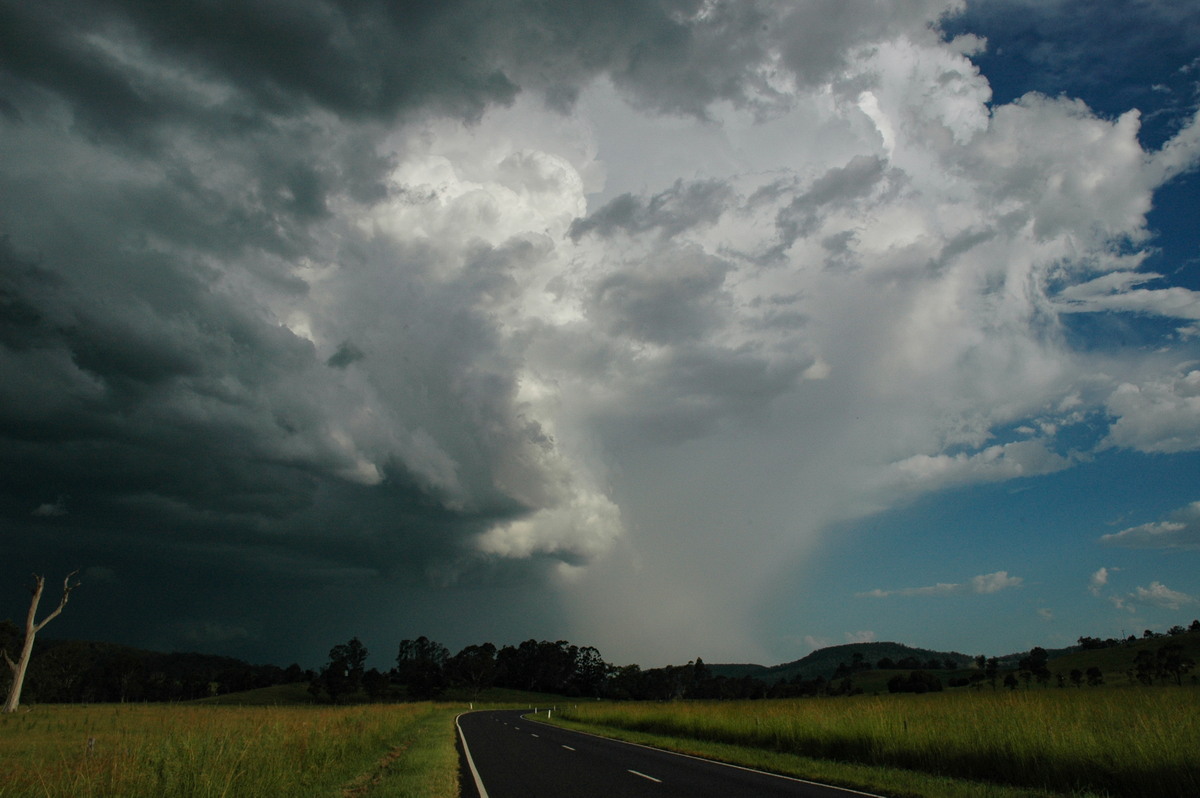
[
  {"x1": 628, "y1": 770, "x2": 662, "y2": 783},
  {"x1": 531, "y1": 733, "x2": 540, "y2": 738},
  {"x1": 561, "y1": 745, "x2": 575, "y2": 751}
]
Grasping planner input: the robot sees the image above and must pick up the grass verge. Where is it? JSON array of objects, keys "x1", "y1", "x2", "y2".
[
  {"x1": 538, "y1": 712, "x2": 1087, "y2": 798},
  {"x1": 0, "y1": 703, "x2": 465, "y2": 798}
]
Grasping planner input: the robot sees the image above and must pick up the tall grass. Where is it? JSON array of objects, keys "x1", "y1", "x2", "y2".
[
  {"x1": 561, "y1": 688, "x2": 1199, "y2": 797},
  {"x1": 0, "y1": 703, "x2": 462, "y2": 798}
]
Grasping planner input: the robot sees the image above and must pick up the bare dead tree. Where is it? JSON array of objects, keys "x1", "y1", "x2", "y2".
[{"x1": 3, "y1": 571, "x2": 79, "y2": 713}]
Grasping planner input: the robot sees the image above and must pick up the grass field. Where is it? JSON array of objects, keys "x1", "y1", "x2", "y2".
[
  {"x1": 4, "y1": 677, "x2": 1195, "y2": 797},
  {"x1": 0, "y1": 702, "x2": 462, "y2": 798},
  {"x1": 556, "y1": 687, "x2": 1200, "y2": 798}
]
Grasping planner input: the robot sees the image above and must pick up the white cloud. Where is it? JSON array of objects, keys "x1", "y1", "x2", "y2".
[
  {"x1": 1109, "y1": 595, "x2": 1134, "y2": 613},
  {"x1": 1148, "y1": 108, "x2": 1200, "y2": 183},
  {"x1": 882, "y1": 440, "x2": 1072, "y2": 496},
  {"x1": 972, "y1": 571, "x2": 1025, "y2": 594},
  {"x1": 1100, "y1": 501, "x2": 1200, "y2": 549},
  {"x1": 845, "y1": 630, "x2": 877, "y2": 643},
  {"x1": 1104, "y1": 372, "x2": 1200, "y2": 454},
  {"x1": 1098, "y1": 569, "x2": 1198, "y2": 612},
  {"x1": 858, "y1": 570, "x2": 1022, "y2": 598},
  {"x1": 474, "y1": 490, "x2": 624, "y2": 561},
  {"x1": 1131, "y1": 581, "x2": 1197, "y2": 611},
  {"x1": 1055, "y1": 272, "x2": 1200, "y2": 320},
  {"x1": 803, "y1": 635, "x2": 834, "y2": 651},
  {"x1": 1089, "y1": 566, "x2": 1115, "y2": 596}
]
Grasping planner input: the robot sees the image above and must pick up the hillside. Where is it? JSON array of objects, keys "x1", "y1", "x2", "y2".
[
  {"x1": 705, "y1": 663, "x2": 770, "y2": 679},
  {"x1": 1046, "y1": 629, "x2": 1200, "y2": 684},
  {"x1": 713, "y1": 641, "x2": 974, "y2": 683}
]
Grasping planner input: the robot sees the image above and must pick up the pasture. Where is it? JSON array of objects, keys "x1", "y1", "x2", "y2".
[
  {"x1": 0, "y1": 702, "x2": 461, "y2": 798},
  {"x1": 3, "y1": 682, "x2": 1196, "y2": 797}
]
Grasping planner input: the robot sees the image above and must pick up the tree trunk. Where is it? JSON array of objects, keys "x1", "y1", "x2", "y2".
[
  {"x1": 2, "y1": 573, "x2": 78, "y2": 713},
  {"x1": 3, "y1": 622, "x2": 38, "y2": 713}
]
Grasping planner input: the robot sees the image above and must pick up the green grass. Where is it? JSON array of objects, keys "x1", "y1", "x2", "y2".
[
  {"x1": 189, "y1": 680, "x2": 569, "y2": 708},
  {"x1": 1047, "y1": 635, "x2": 1200, "y2": 685},
  {"x1": 192, "y1": 683, "x2": 318, "y2": 706},
  {"x1": 552, "y1": 688, "x2": 1200, "y2": 798},
  {"x1": 439, "y1": 686, "x2": 570, "y2": 706},
  {"x1": 0, "y1": 702, "x2": 465, "y2": 798},
  {"x1": 541, "y1": 712, "x2": 1084, "y2": 798}
]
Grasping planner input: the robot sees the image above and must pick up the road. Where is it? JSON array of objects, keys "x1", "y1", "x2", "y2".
[{"x1": 456, "y1": 709, "x2": 883, "y2": 798}]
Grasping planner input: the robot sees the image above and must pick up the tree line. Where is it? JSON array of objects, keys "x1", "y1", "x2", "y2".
[
  {"x1": 5, "y1": 575, "x2": 1197, "y2": 708},
  {"x1": 311, "y1": 637, "x2": 615, "y2": 703},
  {"x1": 0, "y1": 621, "x2": 302, "y2": 704},
  {"x1": 306, "y1": 622, "x2": 1198, "y2": 704},
  {"x1": 1078, "y1": 621, "x2": 1200, "y2": 650},
  {"x1": 308, "y1": 636, "x2": 828, "y2": 703}
]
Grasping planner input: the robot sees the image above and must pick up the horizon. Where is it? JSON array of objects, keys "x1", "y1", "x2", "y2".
[
  {"x1": 24, "y1": 613, "x2": 1199, "y2": 674},
  {"x1": 3, "y1": 0, "x2": 1199, "y2": 672}
]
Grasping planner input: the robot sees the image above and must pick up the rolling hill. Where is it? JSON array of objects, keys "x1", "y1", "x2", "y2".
[{"x1": 710, "y1": 641, "x2": 974, "y2": 682}]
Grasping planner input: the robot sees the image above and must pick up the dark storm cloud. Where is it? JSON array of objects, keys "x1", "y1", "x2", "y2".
[
  {"x1": 0, "y1": 0, "x2": 985, "y2": 664},
  {"x1": 595, "y1": 342, "x2": 806, "y2": 445},
  {"x1": 589, "y1": 245, "x2": 732, "y2": 343},
  {"x1": 0, "y1": 0, "x2": 814, "y2": 559},
  {"x1": 773, "y1": 154, "x2": 889, "y2": 254},
  {"x1": 568, "y1": 179, "x2": 734, "y2": 241},
  {"x1": 0, "y1": 0, "x2": 780, "y2": 141},
  {"x1": 326, "y1": 341, "x2": 365, "y2": 369},
  {"x1": 0, "y1": 0, "x2": 955, "y2": 147}
]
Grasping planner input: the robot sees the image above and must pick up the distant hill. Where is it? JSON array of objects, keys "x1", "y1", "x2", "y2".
[
  {"x1": 1046, "y1": 630, "x2": 1200, "y2": 682},
  {"x1": 712, "y1": 630, "x2": 1200, "y2": 693},
  {"x1": 712, "y1": 642, "x2": 975, "y2": 683},
  {"x1": 990, "y1": 646, "x2": 1077, "y2": 669},
  {"x1": 705, "y1": 663, "x2": 770, "y2": 679},
  {"x1": 768, "y1": 642, "x2": 975, "y2": 681}
]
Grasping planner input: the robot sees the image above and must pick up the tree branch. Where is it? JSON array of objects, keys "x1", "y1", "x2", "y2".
[{"x1": 31, "y1": 570, "x2": 79, "y2": 635}]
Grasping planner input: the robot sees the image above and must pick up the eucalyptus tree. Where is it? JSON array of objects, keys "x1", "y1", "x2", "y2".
[{"x1": 3, "y1": 572, "x2": 79, "y2": 713}]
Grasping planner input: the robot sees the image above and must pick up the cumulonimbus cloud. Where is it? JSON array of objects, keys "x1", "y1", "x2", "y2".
[{"x1": 2, "y1": 0, "x2": 1200, "y2": 663}]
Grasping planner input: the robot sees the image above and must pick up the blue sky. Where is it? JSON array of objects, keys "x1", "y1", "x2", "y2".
[{"x1": 1, "y1": 0, "x2": 1198, "y2": 670}]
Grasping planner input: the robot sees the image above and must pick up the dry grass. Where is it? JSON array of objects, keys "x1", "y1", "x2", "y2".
[
  {"x1": 560, "y1": 687, "x2": 1200, "y2": 797},
  {"x1": 0, "y1": 702, "x2": 463, "y2": 798}
]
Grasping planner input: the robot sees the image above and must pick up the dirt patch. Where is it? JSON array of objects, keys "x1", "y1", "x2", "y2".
[{"x1": 342, "y1": 739, "x2": 413, "y2": 798}]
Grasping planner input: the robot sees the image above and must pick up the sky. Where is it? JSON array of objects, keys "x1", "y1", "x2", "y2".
[{"x1": 2, "y1": 0, "x2": 1199, "y2": 671}]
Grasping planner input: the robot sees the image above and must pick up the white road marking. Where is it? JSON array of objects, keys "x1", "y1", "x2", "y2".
[
  {"x1": 527, "y1": 714, "x2": 887, "y2": 797},
  {"x1": 455, "y1": 714, "x2": 490, "y2": 798},
  {"x1": 531, "y1": 733, "x2": 540, "y2": 738},
  {"x1": 561, "y1": 745, "x2": 575, "y2": 751},
  {"x1": 628, "y1": 770, "x2": 662, "y2": 783}
]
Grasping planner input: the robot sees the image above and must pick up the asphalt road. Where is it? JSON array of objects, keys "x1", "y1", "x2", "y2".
[{"x1": 456, "y1": 709, "x2": 883, "y2": 798}]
